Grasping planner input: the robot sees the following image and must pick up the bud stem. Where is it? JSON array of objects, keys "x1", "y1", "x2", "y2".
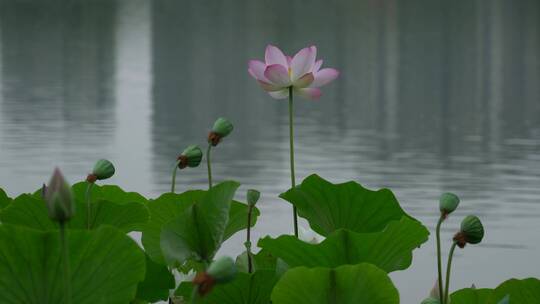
[
  {"x1": 436, "y1": 215, "x2": 445, "y2": 304},
  {"x1": 190, "y1": 286, "x2": 199, "y2": 304},
  {"x1": 85, "y1": 182, "x2": 94, "y2": 229},
  {"x1": 171, "y1": 159, "x2": 181, "y2": 193},
  {"x1": 246, "y1": 204, "x2": 254, "y2": 274},
  {"x1": 206, "y1": 144, "x2": 213, "y2": 189},
  {"x1": 444, "y1": 242, "x2": 458, "y2": 304},
  {"x1": 288, "y1": 86, "x2": 298, "y2": 238},
  {"x1": 59, "y1": 222, "x2": 72, "y2": 304}
]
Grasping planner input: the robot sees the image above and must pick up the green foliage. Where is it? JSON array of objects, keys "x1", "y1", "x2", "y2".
[
  {"x1": 0, "y1": 193, "x2": 149, "y2": 233},
  {"x1": 450, "y1": 288, "x2": 493, "y2": 303},
  {"x1": 0, "y1": 224, "x2": 145, "y2": 304},
  {"x1": 280, "y1": 174, "x2": 412, "y2": 236},
  {"x1": 142, "y1": 184, "x2": 259, "y2": 265},
  {"x1": 71, "y1": 182, "x2": 148, "y2": 205},
  {"x1": 178, "y1": 270, "x2": 278, "y2": 304},
  {"x1": 450, "y1": 278, "x2": 540, "y2": 304},
  {"x1": 270, "y1": 263, "x2": 399, "y2": 304},
  {"x1": 235, "y1": 249, "x2": 288, "y2": 275},
  {"x1": 160, "y1": 181, "x2": 240, "y2": 265},
  {"x1": 0, "y1": 188, "x2": 11, "y2": 209},
  {"x1": 135, "y1": 255, "x2": 175, "y2": 303},
  {"x1": 258, "y1": 217, "x2": 429, "y2": 272}
]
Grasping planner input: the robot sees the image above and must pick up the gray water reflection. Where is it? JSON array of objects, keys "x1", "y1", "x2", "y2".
[{"x1": 1, "y1": 0, "x2": 539, "y2": 302}]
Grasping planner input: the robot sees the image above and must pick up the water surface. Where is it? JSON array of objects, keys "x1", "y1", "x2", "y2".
[{"x1": 1, "y1": 0, "x2": 539, "y2": 302}]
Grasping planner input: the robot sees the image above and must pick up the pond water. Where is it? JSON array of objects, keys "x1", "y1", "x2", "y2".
[{"x1": 1, "y1": 0, "x2": 539, "y2": 302}]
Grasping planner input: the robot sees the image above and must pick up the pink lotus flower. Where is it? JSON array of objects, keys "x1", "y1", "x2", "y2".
[{"x1": 248, "y1": 45, "x2": 339, "y2": 100}]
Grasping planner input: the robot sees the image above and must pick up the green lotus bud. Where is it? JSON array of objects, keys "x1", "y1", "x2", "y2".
[
  {"x1": 212, "y1": 118, "x2": 234, "y2": 137},
  {"x1": 87, "y1": 159, "x2": 115, "y2": 183},
  {"x1": 208, "y1": 118, "x2": 234, "y2": 146},
  {"x1": 421, "y1": 298, "x2": 441, "y2": 304},
  {"x1": 45, "y1": 168, "x2": 75, "y2": 222},
  {"x1": 178, "y1": 145, "x2": 203, "y2": 169},
  {"x1": 454, "y1": 215, "x2": 484, "y2": 248},
  {"x1": 247, "y1": 189, "x2": 260, "y2": 207},
  {"x1": 207, "y1": 256, "x2": 237, "y2": 284},
  {"x1": 439, "y1": 192, "x2": 460, "y2": 215}
]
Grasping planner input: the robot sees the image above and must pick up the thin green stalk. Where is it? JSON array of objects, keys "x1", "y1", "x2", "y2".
[
  {"x1": 59, "y1": 222, "x2": 72, "y2": 304},
  {"x1": 190, "y1": 287, "x2": 199, "y2": 304},
  {"x1": 444, "y1": 242, "x2": 458, "y2": 304},
  {"x1": 171, "y1": 159, "x2": 181, "y2": 193},
  {"x1": 436, "y1": 215, "x2": 444, "y2": 303},
  {"x1": 206, "y1": 144, "x2": 213, "y2": 189},
  {"x1": 246, "y1": 205, "x2": 253, "y2": 273},
  {"x1": 85, "y1": 182, "x2": 94, "y2": 229},
  {"x1": 288, "y1": 86, "x2": 298, "y2": 237}
]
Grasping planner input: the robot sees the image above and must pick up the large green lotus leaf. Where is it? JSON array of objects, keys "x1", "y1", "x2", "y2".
[
  {"x1": 235, "y1": 249, "x2": 289, "y2": 280},
  {"x1": 450, "y1": 288, "x2": 494, "y2": 304},
  {"x1": 142, "y1": 183, "x2": 258, "y2": 265},
  {"x1": 71, "y1": 181, "x2": 148, "y2": 205},
  {"x1": 489, "y1": 278, "x2": 540, "y2": 303},
  {"x1": 160, "y1": 181, "x2": 240, "y2": 265},
  {"x1": 0, "y1": 224, "x2": 145, "y2": 304},
  {"x1": 224, "y1": 201, "x2": 260, "y2": 240},
  {"x1": 280, "y1": 174, "x2": 411, "y2": 236},
  {"x1": 271, "y1": 263, "x2": 399, "y2": 304},
  {"x1": 141, "y1": 191, "x2": 200, "y2": 264},
  {"x1": 176, "y1": 270, "x2": 278, "y2": 304},
  {"x1": 450, "y1": 278, "x2": 540, "y2": 304},
  {"x1": 0, "y1": 194, "x2": 149, "y2": 233},
  {"x1": 135, "y1": 255, "x2": 175, "y2": 303},
  {"x1": 258, "y1": 217, "x2": 428, "y2": 272},
  {"x1": 0, "y1": 188, "x2": 11, "y2": 209}
]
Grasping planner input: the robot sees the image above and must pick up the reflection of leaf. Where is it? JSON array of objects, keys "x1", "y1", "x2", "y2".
[
  {"x1": 259, "y1": 217, "x2": 428, "y2": 272},
  {"x1": 271, "y1": 263, "x2": 399, "y2": 304},
  {"x1": 280, "y1": 174, "x2": 412, "y2": 236},
  {"x1": 0, "y1": 225, "x2": 145, "y2": 304},
  {"x1": 135, "y1": 255, "x2": 175, "y2": 303},
  {"x1": 160, "y1": 181, "x2": 240, "y2": 265},
  {"x1": 176, "y1": 270, "x2": 278, "y2": 304},
  {"x1": 450, "y1": 278, "x2": 540, "y2": 304},
  {"x1": 0, "y1": 194, "x2": 149, "y2": 233},
  {"x1": 142, "y1": 183, "x2": 257, "y2": 265},
  {"x1": 0, "y1": 188, "x2": 10, "y2": 209}
]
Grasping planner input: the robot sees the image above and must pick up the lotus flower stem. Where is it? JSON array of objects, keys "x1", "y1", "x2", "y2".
[
  {"x1": 59, "y1": 222, "x2": 72, "y2": 304},
  {"x1": 288, "y1": 86, "x2": 299, "y2": 237},
  {"x1": 436, "y1": 215, "x2": 444, "y2": 304},
  {"x1": 171, "y1": 159, "x2": 181, "y2": 193},
  {"x1": 85, "y1": 182, "x2": 94, "y2": 229},
  {"x1": 246, "y1": 205, "x2": 254, "y2": 273},
  {"x1": 444, "y1": 242, "x2": 458, "y2": 304},
  {"x1": 206, "y1": 144, "x2": 213, "y2": 189}
]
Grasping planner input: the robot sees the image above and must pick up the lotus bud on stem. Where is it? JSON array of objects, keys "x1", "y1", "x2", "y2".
[
  {"x1": 206, "y1": 118, "x2": 234, "y2": 189},
  {"x1": 191, "y1": 257, "x2": 237, "y2": 303},
  {"x1": 85, "y1": 159, "x2": 115, "y2": 229},
  {"x1": 245, "y1": 189, "x2": 260, "y2": 273},
  {"x1": 171, "y1": 145, "x2": 203, "y2": 193},
  {"x1": 435, "y1": 192, "x2": 460, "y2": 304},
  {"x1": 444, "y1": 215, "x2": 484, "y2": 304},
  {"x1": 44, "y1": 168, "x2": 75, "y2": 304}
]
